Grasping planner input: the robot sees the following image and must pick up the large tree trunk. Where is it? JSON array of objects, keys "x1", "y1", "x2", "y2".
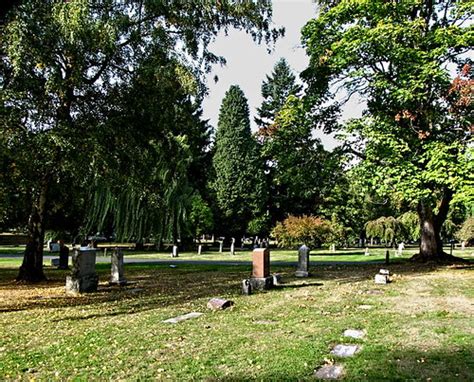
[
  {"x1": 411, "y1": 189, "x2": 462, "y2": 263},
  {"x1": 16, "y1": 181, "x2": 48, "y2": 282}
]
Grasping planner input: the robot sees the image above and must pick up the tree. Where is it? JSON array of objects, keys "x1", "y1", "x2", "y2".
[
  {"x1": 1, "y1": 1, "x2": 282, "y2": 281},
  {"x1": 255, "y1": 58, "x2": 302, "y2": 133},
  {"x1": 261, "y1": 95, "x2": 340, "y2": 222},
  {"x1": 302, "y1": 0, "x2": 473, "y2": 261},
  {"x1": 211, "y1": 85, "x2": 266, "y2": 237}
]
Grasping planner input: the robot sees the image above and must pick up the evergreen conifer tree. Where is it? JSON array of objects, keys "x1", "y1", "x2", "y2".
[
  {"x1": 212, "y1": 85, "x2": 266, "y2": 237},
  {"x1": 255, "y1": 58, "x2": 302, "y2": 134}
]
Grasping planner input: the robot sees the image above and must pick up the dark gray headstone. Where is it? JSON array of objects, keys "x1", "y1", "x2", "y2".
[
  {"x1": 65, "y1": 248, "x2": 98, "y2": 293},
  {"x1": 295, "y1": 244, "x2": 310, "y2": 277},
  {"x1": 242, "y1": 279, "x2": 252, "y2": 295}
]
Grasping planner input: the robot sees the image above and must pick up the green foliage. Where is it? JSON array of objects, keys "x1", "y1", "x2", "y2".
[
  {"x1": 211, "y1": 85, "x2": 267, "y2": 235},
  {"x1": 1, "y1": 1, "x2": 282, "y2": 278},
  {"x1": 398, "y1": 211, "x2": 420, "y2": 242},
  {"x1": 455, "y1": 217, "x2": 474, "y2": 244},
  {"x1": 302, "y1": 1, "x2": 473, "y2": 258},
  {"x1": 247, "y1": 214, "x2": 271, "y2": 237},
  {"x1": 365, "y1": 216, "x2": 402, "y2": 245},
  {"x1": 255, "y1": 58, "x2": 302, "y2": 131},
  {"x1": 261, "y1": 96, "x2": 338, "y2": 220},
  {"x1": 272, "y1": 215, "x2": 333, "y2": 248},
  {"x1": 189, "y1": 194, "x2": 214, "y2": 239}
]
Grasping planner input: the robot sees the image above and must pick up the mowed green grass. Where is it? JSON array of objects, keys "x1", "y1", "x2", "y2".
[{"x1": 0, "y1": 256, "x2": 473, "y2": 381}]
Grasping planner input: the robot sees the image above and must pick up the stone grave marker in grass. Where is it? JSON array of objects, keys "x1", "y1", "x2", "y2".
[
  {"x1": 343, "y1": 329, "x2": 366, "y2": 339},
  {"x1": 314, "y1": 364, "x2": 344, "y2": 380},
  {"x1": 110, "y1": 248, "x2": 127, "y2": 285},
  {"x1": 65, "y1": 248, "x2": 98, "y2": 293},
  {"x1": 207, "y1": 298, "x2": 234, "y2": 310},
  {"x1": 295, "y1": 244, "x2": 310, "y2": 278},
  {"x1": 249, "y1": 247, "x2": 273, "y2": 291},
  {"x1": 163, "y1": 312, "x2": 203, "y2": 324},
  {"x1": 331, "y1": 344, "x2": 361, "y2": 358}
]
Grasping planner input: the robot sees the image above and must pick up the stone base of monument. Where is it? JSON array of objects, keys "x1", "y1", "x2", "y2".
[
  {"x1": 295, "y1": 270, "x2": 309, "y2": 278},
  {"x1": 109, "y1": 277, "x2": 127, "y2": 286},
  {"x1": 249, "y1": 276, "x2": 274, "y2": 291},
  {"x1": 66, "y1": 274, "x2": 99, "y2": 293}
]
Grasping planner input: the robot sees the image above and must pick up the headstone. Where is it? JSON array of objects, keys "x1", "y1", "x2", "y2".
[
  {"x1": 172, "y1": 245, "x2": 179, "y2": 258},
  {"x1": 230, "y1": 238, "x2": 235, "y2": 255},
  {"x1": 51, "y1": 258, "x2": 60, "y2": 267},
  {"x1": 58, "y1": 241, "x2": 69, "y2": 269},
  {"x1": 364, "y1": 247, "x2": 370, "y2": 256},
  {"x1": 272, "y1": 273, "x2": 283, "y2": 285},
  {"x1": 358, "y1": 304, "x2": 373, "y2": 310},
  {"x1": 219, "y1": 241, "x2": 224, "y2": 253},
  {"x1": 249, "y1": 248, "x2": 273, "y2": 291},
  {"x1": 252, "y1": 248, "x2": 270, "y2": 278},
  {"x1": 295, "y1": 244, "x2": 310, "y2": 277},
  {"x1": 375, "y1": 274, "x2": 389, "y2": 284},
  {"x1": 331, "y1": 244, "x2": 336, "y2": 253},
  {"x1": 110, "y1": 248, "x2": 127, "y2": 285},
  {"x1": 397, "y1": 242, "x2": 405, "y2": 257},
  {"x1": 242, "y1": 279, "x2": 252, "y2": 295},
  {"x1": 163, "y1": 312, "x2": 203, "y2": 324},
  {"x1": 65, "y1": 248, "x2": 98, "y2": 293},
  {"x1": 50, "y1": 242, "x2": 60, "y2": 253},
  {"x1": 207, "y1": 298, "x2": 234, "y2": 310},
  {"x1": 331, "y1": 344, "x2": 361, "y2": 357},
  {"x1": 314, "y1": 365, "x2": 344, "y2": 380},
  {"x1": 197, "y1": 244, "x2": 202, "y2": 255},
  {"x1": 343, "y1": 329, "x2": 366, "y2": 339}
]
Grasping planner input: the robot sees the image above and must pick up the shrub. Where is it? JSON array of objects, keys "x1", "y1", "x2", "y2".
[{"x1": 271, "y1": 215, "x2": 332, "y2": 248}]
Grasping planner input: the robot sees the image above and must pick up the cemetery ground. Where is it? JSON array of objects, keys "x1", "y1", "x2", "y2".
[{"x1": 0, "y1": 249, "x2": 473, "y2": 380}]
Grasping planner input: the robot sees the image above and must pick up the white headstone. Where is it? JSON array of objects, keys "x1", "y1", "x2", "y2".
[
  {"x1": 219, "y1": 241, "x2": 223, "y2": 253},
  {"x1": 197, "y1": 244, "x2": 202, "y2": 255},
  {"x1": 172, "y1": 245, "x2": 179, "y2": 257},
  {"x1": 364, "y1": 247, "x2": 370, "y2": 256},
  {"x1": 230, "y1": 238, "x2": 235, "y2": 255}
]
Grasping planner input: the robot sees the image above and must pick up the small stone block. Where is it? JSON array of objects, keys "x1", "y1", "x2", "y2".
[
  {"x1": 358, "y1": 305, "x2": 373, "y2": 310},
  {"x1": 295, "y1": 270, "x2": 309, "y2": 278},
  {"x1": 163, "y1": 312, "x2": 203, "y2": 324},
  {"x1": 249, "y1": 276, "x2": 273, "y2": 291},
  {"x1": 272, "y1": 273, "x2": 283, "y2": 285},
  {"x1": 375, "y1": 274, "x2": 389, "y2": 284},
  {"x1": 343, "y1": 329, "x2": 366, "y2": 339},
  {"x1": 207, "y1": 298, "x2": 234, "y2": 310},
  {"x1": 331, "y1": 344, "x2": 361, "y2": 358},
  {"x1": 379, "y1": 269, "x2": 390, "y2": 275},
  {"x1": 242, "y1": 279, "x2": 252, "y2": 295},
  {"x1": 51, "y1": 258, "x2": 60, "y2": 267},
  {"x1": 314, "y1": 364, "x2": 344, "y2": 380}
]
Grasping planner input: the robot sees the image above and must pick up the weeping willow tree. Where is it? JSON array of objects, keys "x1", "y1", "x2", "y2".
[
  {"x1": 365, "y1": 216, "x2": 402, "y2": 246},
  {"x1": 3, "y1": 0, "x2": 281, "y2": 281}
]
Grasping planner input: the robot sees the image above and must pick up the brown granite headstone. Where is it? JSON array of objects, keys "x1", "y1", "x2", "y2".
[{"x1": 252, "y1": 248, "x2": 270, "y2": 278}]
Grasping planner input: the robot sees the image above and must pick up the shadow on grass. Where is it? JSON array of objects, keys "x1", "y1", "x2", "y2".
[{"x1": 0, "y1": 261, "x2": 472, "y2": 321}]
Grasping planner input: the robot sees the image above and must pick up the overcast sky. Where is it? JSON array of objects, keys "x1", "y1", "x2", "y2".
[{"x1": 201, "y1": 0, "x2": 363, "y2": 150}]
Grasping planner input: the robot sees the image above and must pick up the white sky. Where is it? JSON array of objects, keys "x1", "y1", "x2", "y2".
[{"x1": 201, "y1": 0, "x2": 364, "y2": 150}]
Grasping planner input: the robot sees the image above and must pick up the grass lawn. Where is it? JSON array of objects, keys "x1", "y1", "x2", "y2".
[{"x1": 0, "y1": 252, "x2": 473, "y2": 381}]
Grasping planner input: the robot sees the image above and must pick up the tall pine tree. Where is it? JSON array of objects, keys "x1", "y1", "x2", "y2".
[
  {"x1": 255, "y1": 58, "x2": 302, "y2": 135},
  {"x1": 212, "y1": 85, "x2": 266, "y2": 237}
]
